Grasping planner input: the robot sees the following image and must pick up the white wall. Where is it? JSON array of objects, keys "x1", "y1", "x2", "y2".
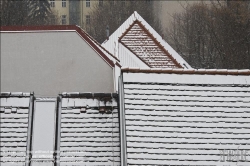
[{"x1": 1, "y1": 31, "x2": 114, "y2": 96}]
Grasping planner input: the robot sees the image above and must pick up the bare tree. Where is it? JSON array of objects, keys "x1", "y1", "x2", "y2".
[
  {"x1": 49, "y1": 10, "x2": 60, "y2": 25},
  {"x1": 87, "y1": 0, "x2": 162, "y2": 43},
  {"x1": 167, "y1": 1, "x2": 250, "y2": 69},
  {"x1": 1, "y1": 0, "x2": 29, "y2": 26}
]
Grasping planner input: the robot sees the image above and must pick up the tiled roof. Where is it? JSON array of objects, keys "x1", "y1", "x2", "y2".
[
  {"x1": 122, "y1": 72, "x2": 250, "y2": 165},
  {"x1": 0, "y1": 92, "x2": 120, "y2": 165},
  {"x1": 102, "y1": 11, "x2": 191, "y2": 69},
  {"x1": 0, "y1": 93, "x2": 31, "y2": 166},
  {"x1": 59, "y1": 93, "x2": 120, "y2": 165},
  {"x1": 119, "y1": 21, "x2": 182, "y2": 68}
]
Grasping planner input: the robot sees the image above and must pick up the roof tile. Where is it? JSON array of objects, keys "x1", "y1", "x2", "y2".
[
  {"x1": 0, "y1": 97, "x2": 30, "y2": 166},
  {"x1": 59, "y1": 96, "x2": 120, "y2": 165},
  {"x1": 123, "y1": 72, "x2": 250, "y2": 165}
]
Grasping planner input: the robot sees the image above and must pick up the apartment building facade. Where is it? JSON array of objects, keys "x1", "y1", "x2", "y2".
[
  {"x1": 49, "y1": 0, "x2": 100, "y2": 29},
  {"x1": 50, "y1": 1, "x2": 237, "y2": 33},
  {"x1": 50, "y1": 0, "x2": 206, "y2": 37},
  {"x1": 49, "y1": 0, "x2": 157, "y2": 31}
]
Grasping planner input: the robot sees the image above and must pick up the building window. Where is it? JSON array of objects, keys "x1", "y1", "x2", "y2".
[
  {"x1": 62, "y1": 0, "x2": 66, "y2": 7},
  {"x1": 86, "y1": 15, "x2": 90, "y2": 24},
  {"x1": 50, "y1": 0, "x2": 55, "y2": 7},
  {"x1": 62, "y1": 15, "x2": 66, "y2": 25},
  {"x1": 86, "y1": 0, "x2": 90, "y2": 7},
  {"x1": 99, "y1": 0, "x2": 103, "y2": 7}
]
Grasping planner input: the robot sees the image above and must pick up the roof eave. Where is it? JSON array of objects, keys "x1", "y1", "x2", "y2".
[
  {"x1": 1, "y1": 25, "x2": 116, "y2": 68},
  {"x1": 121, "y1": 67, "x2": 250, "y2": 75}
]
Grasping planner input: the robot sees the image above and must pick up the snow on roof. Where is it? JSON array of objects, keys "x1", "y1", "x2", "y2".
[
  {"x1": 0, "y1": 92, "x2": 120, "y2": 165},
  {"x1": 59, "y1": 93, "x2": 120, "y2": 165},
  {"x1": 122, "y1": 71, "x2": 250, "y2": 165},
  {"x1": 0, "y1": 93, "x2": 31, "y2": 165},
  {"x1": 102, "y1": 11, "x2": 191, "y2": 69},
  {"x1": 1, "y1": 25, "x2": 119, "y2": 68}
]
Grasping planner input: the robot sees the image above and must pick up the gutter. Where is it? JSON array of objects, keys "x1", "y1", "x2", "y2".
[
  {"x1": 121, "y1": 67, "x2": 250, "y2": 75},
  {"x1": 55, "y1": 95, "x2": 62, "y2": 166},
  {"x1": 26, "y1": 93, "x2": 34, "y2": 166},
  {"x1": 118, "y1": 76, "x2": 127, "y2": 166}
]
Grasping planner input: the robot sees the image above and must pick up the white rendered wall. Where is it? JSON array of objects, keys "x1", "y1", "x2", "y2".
[{"x1": 1, "y1": 31, "x2": 114, "y2": 96}]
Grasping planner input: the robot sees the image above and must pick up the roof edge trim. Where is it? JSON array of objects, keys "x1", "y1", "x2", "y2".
[
  {"x1": 61, "y1": 92, "x2": 118, "y2": 98},
  {"x1": 80, "y1": 28, "x2": 120, "y2": 62},
  {"x1": 0, "y1": 25, "x2": 77, "y2": 31},
  {"x1": 121, "y1": 67, "x2": 250, "y2": 75},
  {"x1": 1, "y1": 25, "x2": 116, "y2": 68},
  {"x1": 0, "y1": 92, "x2": 31, "y2": 97}
]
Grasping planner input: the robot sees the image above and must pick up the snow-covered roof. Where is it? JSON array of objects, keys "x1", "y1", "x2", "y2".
[
  {"x1": 59, "y1": 93, "x2": 120, "y2": 165},
  {"x1": 0, "y1": 93, "x2": 31, "y2": 165},
  {"x1": 121, "y1": 69, "x2": 250, "y2": 165},
  {"x1": 102, "y1": 11, "x2": 191, "y2": 69},
  {"x1": 0, "y1": 92, "x2": 120, "y2": 165}
]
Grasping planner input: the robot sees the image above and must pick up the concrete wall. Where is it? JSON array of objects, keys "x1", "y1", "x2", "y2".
[{"x1": 1, "y1": 31, "x2": 114, "y2": 96}]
